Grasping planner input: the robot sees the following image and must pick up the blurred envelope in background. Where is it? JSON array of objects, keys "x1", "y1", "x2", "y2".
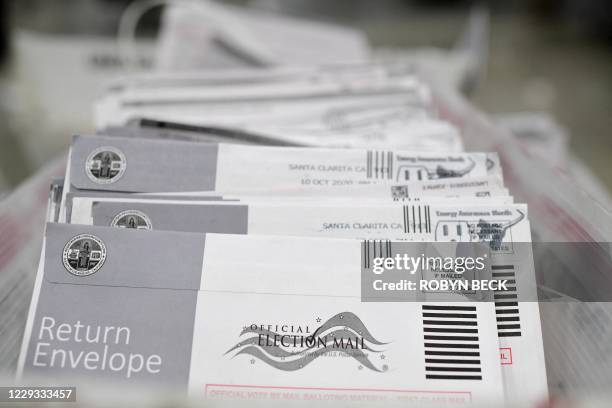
[
  {"x1": 94, "y1": 75, "x2": 461, "y2": 151},
  {"x1": 62, "y1": 176, "x2": 509, "y2": 223},
  {"x1": 155, "y1": 1, "x2": 370, "y2": 70}
]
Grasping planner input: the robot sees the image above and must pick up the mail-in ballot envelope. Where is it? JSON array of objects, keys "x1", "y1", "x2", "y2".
[
  {"x1": 95, "y1": 65, "x2": 468, "y2": 151},
  {"x1": 123, "y1": 117, "x2": 462, "y2": 151},
  {"x1": 72, "y1": 200, "x2": 518, "y2": 236},
  {"x1": 214, "y1": 177, "x2": 509, "y2": 200},
  {"x1": 68, "y1": 195, "x2": 513, "y2": 227},
  {"x1": 61, "y1": 177, "x2": 509, "y2": 224},
  {"x1": 102, "y1": 116, "x2": 463, "y2": 153},
  {"x1": 94, "y1": 75, "x2": 468, "y2": 152},
  {"x1": 62, "y1": 175, "x2": 509, "y2": 223},
  {"x1": 19, "y1": 224, "x2": 504, "y2": 405},
  {"x1": 95, "y1": 77, "x2": 431, "y2": 128},
  {"x1": 69, "y1": 201, "x2": 547, "y2": 404},
  {"x1": 67, "y1": 135, "x2": 502, "y2": 194}
]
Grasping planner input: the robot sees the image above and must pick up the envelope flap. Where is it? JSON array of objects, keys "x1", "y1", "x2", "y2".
[
  {"x1": 91, "y1": 202, "x2": 249, "y2": 234},
  {"x1": 44, "y1": 223, "x2": 204, "y2": 290},
  {"x1": 69, "y1": 135, "x2": 218, "y2": 193}
]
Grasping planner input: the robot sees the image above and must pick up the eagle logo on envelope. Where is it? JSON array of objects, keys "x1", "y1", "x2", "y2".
[
  {"x1": 226, "y1": 312, "x2": 388, "y2": 372},
  {"x1": 434, "y1": 210, "x2": 525, "y2": 251},
  {"x1": 85, "y1": 147, "x2": 126, "y2": 184},
  {"x1": 394, "y1": 157, "x2": 476, "y2": 181},
  {"x1": 62, "y1": 234, "x2": 107, "y2": 276}
]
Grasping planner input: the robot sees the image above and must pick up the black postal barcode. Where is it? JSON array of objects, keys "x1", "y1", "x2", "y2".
[
  {"x1": 403, "y1": 205, "x2": 432, "y2": 233},
  {"x1": 422, "y1": 305, "x2": 483, "y2": 381},
  {"x1": 362, "y1": 240, "x2": 392, "y2": 269},
  {"x1": 366, "y1": 151, "x2": 393, "y2": 180},
  {"x1": 493, "y1": 264, "x2": 522, "y2": 337}
]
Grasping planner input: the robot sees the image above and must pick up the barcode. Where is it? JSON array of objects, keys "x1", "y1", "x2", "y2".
[
  {"x1": 362, "y1": 240, "x2": 392, "y2": 269},
  {"x1": 403, "y1": 205, "x2": 432, "y2": 233},
  {"x1": 492, "y1": 265, "x2": 521, "y2": 337},
  {"x1": 366, "y1": 151, "x2": 393, "y2": 180},
  {"x1": 422, "y1": 305, "x2": 482, "y2": 380}
]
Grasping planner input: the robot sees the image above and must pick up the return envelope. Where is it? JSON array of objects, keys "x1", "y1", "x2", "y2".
[
  {"x1": 70, "y1": 200, "x2": 547, "y2": 405},
  {"x1": 19, "y1": 224, "x2": 504, "y2": 405}
]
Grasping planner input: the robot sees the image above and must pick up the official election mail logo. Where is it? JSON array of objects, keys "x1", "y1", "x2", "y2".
[
  {"x1": 226, "y1": 312, "x2": 388, "y2": 372},
  {"x1": 62, "y1": 234, "x2": 107, "y2": 276},
  {"x1": 111, "y1": 210, "x2": 152, "y2": 230},
  {"x1": 85, "y1": 147, "x2": 126, "y2": 184}
]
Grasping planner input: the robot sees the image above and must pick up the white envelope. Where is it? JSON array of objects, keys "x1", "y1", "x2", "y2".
[
  {"x1": 193, "y1": 233, "x2": 504, "y2": 404},
  {"x1": 95, "y1": 77, "x2": 428, "y2": 128},
  {"x1": 66, "y1": 135, "x2": 501, "y2": 195},
  {"x1": 68, "y1": 200, "x2": 548, "y2": 404},
  {"x1": 19, "y1": 224, "x2": 505, "y2": 406},
  {"x1": 71, "y1": 199, "x2": 516, "y2": 232},
  {"x1": 61, "y1": 175, "x2": 509, "y2": 223}
]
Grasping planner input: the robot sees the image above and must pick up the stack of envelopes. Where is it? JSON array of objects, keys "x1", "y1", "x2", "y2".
[{"x1": 17, "y1": 64, "x2": 548, "y2": 406}]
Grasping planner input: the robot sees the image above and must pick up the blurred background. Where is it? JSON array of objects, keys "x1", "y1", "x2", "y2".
[{"x1": 0, "y1": 0, "x2": 610, "y2": 196}]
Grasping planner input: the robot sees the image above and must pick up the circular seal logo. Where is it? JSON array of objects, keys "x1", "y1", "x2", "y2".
[
  {"x1": 111, "y1": 210, "x2": 152, "y2": 230},
  {"x1": 62, "y1": 234, "x2": 107, "y2": 276},
  {"x1": 85, "y1": 147, "x2": 126, "y2": 184}
]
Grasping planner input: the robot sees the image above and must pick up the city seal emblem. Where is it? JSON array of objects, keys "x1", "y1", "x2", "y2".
[
  {"x1": 85, "y1": 146, "x2": 126, "y2": 184},
  {"x1": 62, "y1": 234, "x2": 107, "y2": 276},
  {"x1": 110, "y1": 210, "x2": 152, "y2": 230}
]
